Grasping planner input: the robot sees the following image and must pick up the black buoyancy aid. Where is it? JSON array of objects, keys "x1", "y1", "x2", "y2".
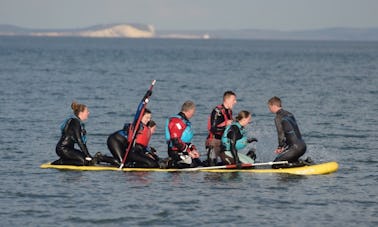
[{"x1": 207, "y1": 104, "x2": 232, "y2": 139}]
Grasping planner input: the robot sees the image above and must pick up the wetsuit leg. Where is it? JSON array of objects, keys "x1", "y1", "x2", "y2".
[
  {"x1": 274, "y1": 142, "x2": 306, "y2": 163},
  {"x1": 96, "y1": 154, "x2": 120, "y2": 166},
  {"x1": 107, "y1": 132, "x2": 127, "y2": 163},
  {"x1": 128, "y1": 146, "x2": 159, "y2": 168},
  {"x1": 55, "y1": 147, "x2": 87, "y2": 166}
]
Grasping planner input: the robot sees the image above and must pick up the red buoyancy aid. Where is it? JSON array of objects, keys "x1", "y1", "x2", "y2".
[
  {"x1": 135, "y1": 124, "x2": 151, "y2": 147},
  {"x1": 207, "y1": 104, "x2": 232, "y2": 140}
]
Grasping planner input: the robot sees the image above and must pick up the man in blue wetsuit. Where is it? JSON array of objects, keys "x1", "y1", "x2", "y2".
[{"x1": 268, "y1": 96, "x2": 307, "y2": 167}]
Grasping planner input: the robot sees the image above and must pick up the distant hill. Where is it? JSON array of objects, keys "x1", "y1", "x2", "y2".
[
  {"x1": 1, "y1": 23, "x2": 378, "y2": 41},
  {"x1": 0, "y1": 23, "x2": 155, "y2": 38}
]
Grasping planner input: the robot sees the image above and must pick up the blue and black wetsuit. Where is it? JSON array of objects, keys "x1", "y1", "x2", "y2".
[
  {"x1": 54, "y1": 117, "x2": 91, "y2": 166},
  {"x1": 274, "y1": 109, "x2": 306, "y2": 163}
]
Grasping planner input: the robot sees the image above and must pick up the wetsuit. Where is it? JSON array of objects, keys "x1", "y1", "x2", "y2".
[
  {"x1": 274, "y1": 109, "x2": 306, "y2": 163},
  {"x1": 206, "y1": 104, "x2": 233, "y2": 166},
  {"x1": 107, "y1": 123, "x2": 158, "y2": 168},
  {"x1": 166, "y1": 112, "x2": 198, "y2": 168},
  {"x1": 54, "y1": 117, "x2": 91, "y2": 166},
  {"x1": 222, "y1": 122, "x2": 248, "y2": 165}
]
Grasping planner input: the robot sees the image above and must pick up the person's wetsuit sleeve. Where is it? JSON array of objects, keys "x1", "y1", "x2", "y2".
[
  {"x1": 227, "y1": 125, "x2": 240, "y2": 164},
  {"x1": 71, "y1": 119, "x2": 91, "y2": 157},
  {"x1": 274, "y1": 115, "x2": 286, "y2": 148}
]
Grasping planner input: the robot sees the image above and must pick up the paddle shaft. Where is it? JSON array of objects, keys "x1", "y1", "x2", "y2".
[{"x1": 180, "y1": 161, "x2": 289, "y2": 171}]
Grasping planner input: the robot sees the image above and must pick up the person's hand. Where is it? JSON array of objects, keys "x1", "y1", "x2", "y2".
[
  {"x1": 275, "y1": 147, "x2": 284, "y2": 154},
  {"x1": 187, "y1": 144, "x2": 200, "y2": 158},
  {"x1": 247, "y1": 137, "x2": 258, "y2": 143}
]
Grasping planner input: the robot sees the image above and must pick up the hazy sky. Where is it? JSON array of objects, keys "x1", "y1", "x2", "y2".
[{"x1": 1, "y1": 0, "x2": 377, "y2": 30}]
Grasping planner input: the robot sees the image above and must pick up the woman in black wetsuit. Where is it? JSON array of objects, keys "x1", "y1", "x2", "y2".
[
  {"x1": 268, "y1": 96, "x2": 306, "y2": 166},
  {"x1": 107, "y1": 109, "x2": 159, "y2": 168},
  {"x1": 53, "y1": 101, "x2": 94, "y2": 166}
]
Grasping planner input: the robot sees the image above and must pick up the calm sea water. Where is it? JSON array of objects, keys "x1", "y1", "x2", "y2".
[{"x1": 1, "y1": 37, "x2": 377, "y2": 226}]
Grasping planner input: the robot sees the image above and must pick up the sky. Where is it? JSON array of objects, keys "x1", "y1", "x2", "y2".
[{"x1": 1, "y1": 0, "x2": 378, "y2": 31}]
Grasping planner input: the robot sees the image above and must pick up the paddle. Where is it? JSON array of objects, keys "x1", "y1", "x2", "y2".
[
  {"x1": 119, "y1": 80, "x2": 156, "y2": 169},
  {"x1": 180, "y1": 161, "x2": 289, "y2": 171}
]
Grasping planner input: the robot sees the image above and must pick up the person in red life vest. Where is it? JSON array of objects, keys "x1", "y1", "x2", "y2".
[
  {"x1": 106, "y1": 109, "x2": 159, "y2": 168},
  {"x1": 144, "y1": 120, "x2": 160, "y2": 161},
  {"x1": 206, "y1": 91, "x2": 237, "y2": 166},
  {"x1": 165, "y1": 100, "x2": 201, "y2": 168}
]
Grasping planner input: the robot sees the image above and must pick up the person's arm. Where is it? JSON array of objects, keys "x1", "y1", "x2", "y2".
[
  {"x1": 275, "y1": 115, "x2": 286, "y2": 149},
  {"x1": 71, "y1": 119, "x2": 91, "y2": 158},
  {"x1": 168, "y1": 118, "x2": 187, "y2": 151},
  {"x1": 210, "y1": 108, "x2": 228, "y2": 135},
  {"x1": 228, "y1": 125, "x2": 241, "y2": 165}
]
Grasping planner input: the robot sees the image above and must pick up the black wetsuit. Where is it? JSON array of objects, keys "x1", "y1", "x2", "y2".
[
  {"x1": 107, "y1": 128, "x2": 159, "y2": 168},
  {"x1": 54, "y1": 118, "x2": 91, "y2": 166},
  {"x1": 226, "y1": 124, "x2": 243, "y2": 165},
  {"x1": 274, "y1": 109, "x2": 306, "y2": 163}
]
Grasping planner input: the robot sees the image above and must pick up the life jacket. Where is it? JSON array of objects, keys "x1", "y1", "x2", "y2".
[
  {"x1": 60, "y1": 115, "x2": 87, "y2": 144},
  {"x1": 135, "y1": 124, "x2": 151, "y2": 147},
  {"x1": 207, "y1": 104, "x2": 232, "y2": 139},
  {"x1": 165, "y1": 114, "x2": 194, "y2": 145},
  {"x1": 221, "y1": 122, "x2": 248, "y2": 151},
  {"x1": 117, "y1": 123, "x2": 130, "y2": 138}
]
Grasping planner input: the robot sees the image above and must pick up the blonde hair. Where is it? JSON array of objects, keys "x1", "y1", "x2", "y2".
[
  {"x1": 71, "y1": 101, "x2": 87, "y2": 117},
  {"x1": 235, "y1": 110, "x2": 251, "y2": 122}
]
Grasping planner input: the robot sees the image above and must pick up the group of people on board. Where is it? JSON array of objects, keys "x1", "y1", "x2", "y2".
[{"x1": 52, "y1": 91, "x2": 308, "y2": 169}]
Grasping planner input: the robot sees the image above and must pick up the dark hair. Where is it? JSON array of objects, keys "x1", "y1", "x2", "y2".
[
  {"x1": 223, "y1": 91, "x2": 236, "y2": 100},
  {"x1": 147, "y1": 120, "x2": 156, "y2": 128},
  {"x1": 268, "y1": 96, "x2": 282, "y2": 107},
  {"x1": 235, "y1": 110, "x2": 251, "y2": 122},
  {"x1": 144, "y1": 108, "x2": 152, "y2": 115},
  {"x1": 71, "y1": 101, "x2": 87, "y2": 117}
]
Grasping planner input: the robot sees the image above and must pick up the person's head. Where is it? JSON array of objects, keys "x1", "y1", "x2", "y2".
[
  {"x1": 141, "y1": 109, "x2": 152, "y2": 125},
  {"x1": 181, "y1": 100, "x2": 196, "y2": 119},
  {"x1": 71, "y1": 101, "x2": 89, "y2": 121},
  {"x1": 147, "y1": 120, "x2": 157, "y2": 134},
  {"x1": 268, "y1": 96, "x2": 282, "y2": 114},
  {"x1": 223, "y1": 91, "x2": 237, "y2": 109},
  {"x1": 235, "y1": 110, "x2": 252, "y2": 127}
]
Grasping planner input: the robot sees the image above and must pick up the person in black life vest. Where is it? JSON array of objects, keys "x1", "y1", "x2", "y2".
[
  {"x1": 53, "y1": 101, "x2": 95, "y2": 166},
  {"x1": 268, "y1": 96, "x2": 306, "y2": 167},
  {"x1": 221, "y1": 110, "x2": 256, "y2": 168},
  {"x1": 166, "y1": 101, "x2": 201, "y2": 168},
  {"x1": 206, "y1": 91, "x2": 237, "y2": 166},
  {"x1": 106, "y1": 109, "x2": 159, "y2": 168}
]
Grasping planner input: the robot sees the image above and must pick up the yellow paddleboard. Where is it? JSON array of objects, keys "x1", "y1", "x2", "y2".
[{"x1": 40, "y1": 161, "x2": 338, "y2": 175}]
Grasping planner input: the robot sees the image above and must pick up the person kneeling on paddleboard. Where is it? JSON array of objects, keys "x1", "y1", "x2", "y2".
[
  {"x1": 222, "y1": 110, "x2": 257, "y2": 168},
  {"x1": 268, "y1": 96, "x2": 307, "y2": 168},
  {"x1": 106, "y1": 109, "x2": 159, "y2": 168},
  {"x1": 165, "y1": 101, "x2": 201, "y2": 168},
  {"x1": 53, "y1": 101, "x2": 97, "y2": 166}
]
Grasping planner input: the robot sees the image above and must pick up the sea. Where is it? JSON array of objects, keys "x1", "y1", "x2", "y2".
[{"x1": 0, "y1": 36, "x2": 377, "y2": 226}]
